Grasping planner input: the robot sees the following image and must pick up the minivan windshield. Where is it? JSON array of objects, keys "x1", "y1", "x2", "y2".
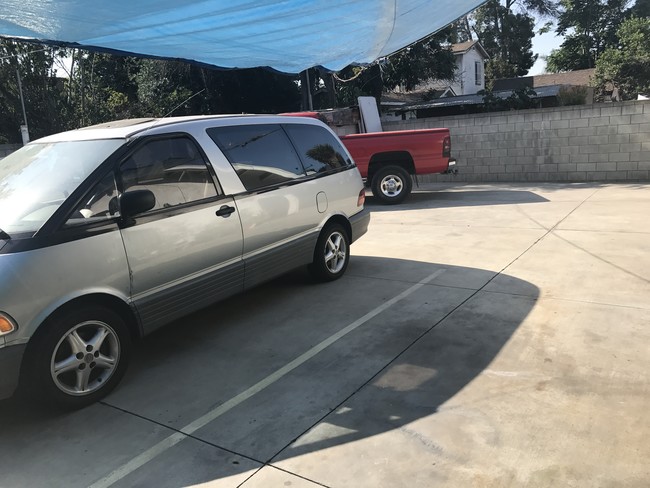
[{"x1": 0, "y1": 139, "x2": 124, "y2": 236}]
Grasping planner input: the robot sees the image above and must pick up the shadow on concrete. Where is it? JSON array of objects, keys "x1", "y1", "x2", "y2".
[
  {"x1": 366, "y1": 189, "x2": 549, "y2": 211},
  {"x1": 0, "y1": 257, "x2": 539, "y2": 487}
]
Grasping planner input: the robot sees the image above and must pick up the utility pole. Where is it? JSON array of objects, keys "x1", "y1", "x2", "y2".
[{"x1": 16, "y1": 69, "x2": 30, "y2": 144}]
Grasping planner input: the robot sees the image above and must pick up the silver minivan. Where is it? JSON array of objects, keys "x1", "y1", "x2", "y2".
[{"x1": 0, "y1": 115, "x2": 369, "y2": 408}]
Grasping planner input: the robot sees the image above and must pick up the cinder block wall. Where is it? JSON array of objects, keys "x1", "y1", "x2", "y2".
[{"x1": 383, "y1": 100, "x2": 650, "y2": 183}]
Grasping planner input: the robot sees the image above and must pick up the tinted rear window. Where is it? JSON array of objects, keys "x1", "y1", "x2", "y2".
[
  {"x1": 207, "y1": 125, "x2": 305, "y2": 191},
  {"x1": 283, "y1": 124, "x2": 353, "y2": 175}
]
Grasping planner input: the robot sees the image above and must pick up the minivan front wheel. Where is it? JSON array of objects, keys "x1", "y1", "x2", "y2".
[
  {"x1": 309, "y1": 224, "x2": 350, "y2": 282},
  {"x1": 25, "y1": 306, "x2": 131, "y2": 409}
]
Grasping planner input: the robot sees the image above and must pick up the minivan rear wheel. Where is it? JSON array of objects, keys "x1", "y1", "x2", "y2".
[
  {"x1": 24, "y1": 306, "x2": 131, "y2": 409},
  {"x1": 309, "y1": 224, "x2": 350, "y2": 282}
]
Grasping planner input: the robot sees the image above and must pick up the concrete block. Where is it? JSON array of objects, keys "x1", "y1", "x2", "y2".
[
  {"x1": 558, "y1": 163, "x2": 577, "y2": 172},
  {"x1": 491, "y1": 149, "x2": 508, "y2": 158},
  {"x1": 520, "y1": 122, "x2": 533, "y2": 131},
  {"x1": 488, "y1": 165, "x2": 506, "y2": 174},
  {"x1": 588, "y1": 135, "x2": 609, "y2": 145},
  {"x1": 642, "y1": 142, "x2": 650, "y2": 151},
  {"x1": 524, "y1": 112, "x2": 544, "y2": 122},
  {"x1": 482, "y1": 124, "x2": 499, "y2": 134},
  {"x1": 644, "y1": 102, "x2": 650, "y2": 113},
  {"x1": 617, "y1": 124, "x2": 640, "y2": 134},
  {"x1": 627, "y1": 170, "x2": 649, "y2": 179},
  {"x1": 600, "y1": 144, "x2": 622, "y2": 153},
  {"x1": 570, "y1": 136, "x2": 589, "y2": 146},
  {"x1": 581, "y1": 107, "x2": 601, "y2": 118},
  {"x1": 451, "y1": 126, "x2": 468, "y2": 136},
  {"x1": 568, "y1": 171, "x2": 587, "y2": 180},
  {"x1": 595, "y1": 162, "x2": 618, "y2": 171},
  {"x1": 608, "y1": 134, "x2": 630, "y2": 144},
  {"x1": 571, "y1": 154, "x2": 589, "y2": 163},
  {"x1": 636, "y1": 153, "x2": 650, "y2": 164},
  {"x1": 589, "y1": 116, "x2": 610, "y2": 127},
  {"x1": 601, "y1": 105, "x2": 623, "y2": 116},
  {"x1": 629, "y1": 133, "x2": 650, "y2": 143},
  {"x1": 576, "y1": 163, "x2": 597, "y2": 172},
  {"x1": 616, "y1": 162, "x2": 638, "y2": 171},
  {"x1": 610, "y1": 115, "x2": 632, "y2": 125},
  {"x1": 550, "y1": 119, "x2": 570, "y2": 129},
  {"x1": 569, "y1": 118, "x2": 589, "y2": 128},
  {"x1": 507, "y1": 114, "x2": 525, "y2": 124},
  {"x1": 631, "y1": 114, "x2": 650, "y2": 124},
  {"x1": 589, "y1": 153, "x2": 610, "y2": 163},
  {"x1": 561, "y1": 146, "x2": 581, "y2": 155},
  {"x1": 499, "y1": 123, "x2": 515, "y2": 132},
  {"x1": 622, "y1": 104, "x2": 644, "y2": 115},
  {"x1": 579, "y1": 145, "x2": 601, "y2": 154},
  {"x1": 544, "y1": 111, "x2": 563, "y2": 121},
  {"x1": 594, "y1": 126, "x2": 619, "y2": 136},
  {"x1": 606, "y1": 172, "x2": 626, "y2": 181},
  {"x1": 577, "y1": 127, "x2": 595, "y2": 136},
  {"x1": 505, "y1": 164, "x2": 524, "y2": 173},
  {"x1": 586, "y1": 171, "x2": 608, "y2": 181},
  {"x1": 507, "y1": 148, "x2": 526, "y2": 157},
  {"x1": 490, "y1": 115, "x2": 508, "y2": 125},
  {"x1": 609, "y1": 153, "x2": 631, "y2": 162},
  {"x1": 620, "y1": 143, "x2": 641, "y2": 152},
  {"x1": 561, "y1": 109, "x2": 581, "y2": 120},
  {"x1": 638, "y1": 123, "x2": 650, "y2": 132}
]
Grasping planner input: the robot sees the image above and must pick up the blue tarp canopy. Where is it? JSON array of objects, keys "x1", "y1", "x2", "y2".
[{"x1": 0, "y1": 1, "x2": 484, "y2": 73}]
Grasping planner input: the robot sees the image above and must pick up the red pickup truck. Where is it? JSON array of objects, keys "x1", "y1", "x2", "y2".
[{"x1": 282, "y1": 112, "x2": 456, "y2": 204}]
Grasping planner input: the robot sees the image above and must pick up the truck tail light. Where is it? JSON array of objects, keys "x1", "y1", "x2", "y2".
[
  {"x1": 357, "y1": 188, "x2": 366, "y2": 207},
  {"x1": 442, "y1": 136, "x2": 451, "y2": 158}
]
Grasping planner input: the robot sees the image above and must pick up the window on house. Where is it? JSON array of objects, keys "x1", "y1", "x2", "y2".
[{"x1": 475, "y1": 61, "x2": 483, "y2": 86}]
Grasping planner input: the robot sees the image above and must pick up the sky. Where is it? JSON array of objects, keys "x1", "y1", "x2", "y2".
[{"x1": 529, "y1": 25, "x2": 564, "y2": 75}]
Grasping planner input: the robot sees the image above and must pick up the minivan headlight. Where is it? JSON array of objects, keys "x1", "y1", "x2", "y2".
[{"x1": 0, "y1": 313, "x2": 17, "y2": 335}]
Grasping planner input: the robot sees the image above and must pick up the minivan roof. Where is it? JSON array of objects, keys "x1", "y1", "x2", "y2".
[{"x1": 34, "y1": 114, "x2": 282, "y2": 143}]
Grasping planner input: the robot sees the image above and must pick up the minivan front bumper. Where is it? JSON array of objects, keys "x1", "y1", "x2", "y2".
[{"x1": 0, "y1": 343, "x2": 26, "y2": 400}]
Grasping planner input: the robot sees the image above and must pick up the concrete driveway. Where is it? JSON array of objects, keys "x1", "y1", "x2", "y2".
[{"x1": 1, "y1": 182, "x2": 648, "y2": 487}]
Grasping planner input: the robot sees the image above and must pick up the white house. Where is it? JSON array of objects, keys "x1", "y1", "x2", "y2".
[{"x1": 416, "y1": 41, "x2": 490, "y2": 96}]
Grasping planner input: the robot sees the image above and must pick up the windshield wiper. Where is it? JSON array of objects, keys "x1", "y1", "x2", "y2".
[{"x1": 0, "y1": 228, "x2": 10, "y2": 240}]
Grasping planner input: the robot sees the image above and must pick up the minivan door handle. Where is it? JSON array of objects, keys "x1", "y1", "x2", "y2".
[{"x1": 216, "y1": 205, "x2": 236, "y2": 218}]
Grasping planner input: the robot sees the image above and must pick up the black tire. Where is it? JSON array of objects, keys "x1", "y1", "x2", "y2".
[
  {"x1": 22, "y1": 306, "x2": 131, "y2": 410},
  {"x1": 370, "y1": 165, "x2": 412, "y2": 205},
  {"x1": 309, "y1": 223, "x2": 350, "y2": 282}
]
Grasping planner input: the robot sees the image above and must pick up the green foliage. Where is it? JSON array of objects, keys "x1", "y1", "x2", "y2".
[
  {"x1": 381, "y1": 30, "x2": 457, "y2": 92},
  {"x1": 473, "y1": 1, "x2": 541, "y2": 84},
  {"x1": 479, "y1": 86, "x2": 539, "y2": 110},
  {"x1": 593, "y1": 16, "x2": 650, "y2": 100},
  {"x1": 0, "y1": 41, "x2": 301, "y2": 143},
  {"x1": 333, "y1": 29, "x2": 457, "y2": 107},
  {"x1": 557, "y1": 86, "x2": 590, "y2": 105},
  {"x1": 546, "y1": 0, "x2": 629, "y2": 72}
]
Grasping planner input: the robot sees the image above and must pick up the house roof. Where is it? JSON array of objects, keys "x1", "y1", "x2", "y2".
[
  {"x1": 451, "y1": 41, "x2": 490, "y2": 59},
  {"x1": 532, "y1": 69, "x2": 596, "y2": 87},
  {"x1": 398, "y1": 85, "x2": 564, "y2": 111}
]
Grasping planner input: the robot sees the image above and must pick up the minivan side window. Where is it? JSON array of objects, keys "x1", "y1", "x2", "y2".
[
  {"x1": 65, "y1": 171, "x2": 119, "y2": 226},
  {"x1": 283, "y1": 124, "x2": 353, "y2": 175},
  {"x1": 119, "y1": 136, "x2": 219, "y2": 210},
  {"x1": 207, "y1": 124, "x2": 305, "y2": 191}
]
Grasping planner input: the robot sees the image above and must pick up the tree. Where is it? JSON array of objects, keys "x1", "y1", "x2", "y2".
[
  {"x1": 546, "y1": 0, "x2": 629, "y2": 72},
  {"x1": 332, "y1": 28, "x2": 457, "y2": 107},
  {"x1": 0, "y1": 40, "x2": 67, "y2": 143},
  {"x1": 593, "y1": 16, "x2": 650, "y2": 99},
  {"x1": 469, "y1": 0, "x2": 557, "y2": 84}
]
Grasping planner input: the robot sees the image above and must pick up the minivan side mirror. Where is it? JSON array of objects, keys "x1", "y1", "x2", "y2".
[{"x1": 119, "y1": 190, "x2": 156, "y2": 218}]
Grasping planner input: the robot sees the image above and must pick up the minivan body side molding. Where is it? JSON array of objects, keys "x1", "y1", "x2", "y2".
[
  {"x1": 135, "y1": 261, "x2": 245, "y2": 334},
  {"x1": 243, "y1": 232, "x2": 317, "y2": 290}
]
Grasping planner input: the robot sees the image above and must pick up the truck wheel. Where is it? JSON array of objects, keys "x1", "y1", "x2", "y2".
[
  {"x1": 23, "y1": 306, "x2": 131, "y2": 409},
  {"x1": 309, "y1": 223, "x2": 350, "y2": 282},
  {"x1": 371, "y1": 165, "x2": 412, "y2": 204}
]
